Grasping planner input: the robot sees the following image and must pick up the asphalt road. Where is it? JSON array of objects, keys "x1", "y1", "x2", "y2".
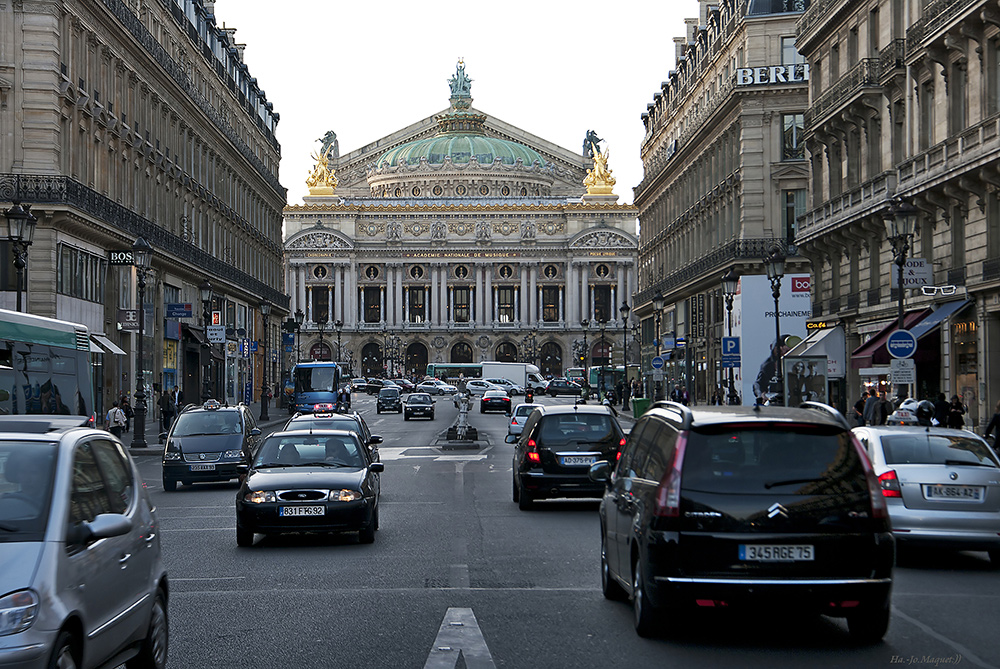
[{"x1": 132, "y1": 393, "x2": 1000, "y2": 669}]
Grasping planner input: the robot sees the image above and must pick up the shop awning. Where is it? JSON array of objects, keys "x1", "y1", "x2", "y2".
[
  {"x1": 851, "y1": 309, "x2": 931, "y2": 369},
  {"x1": 91, "y1": 334, "x2": 126, "y2": 356},
  {"x1": 786, "y1": 326, "x2": 846, "y2": 378},
  {"x1": 183, "y1": 325, "x2": 207, "y2": 346},
  {"x1": 908, "y1": 300, "x2": 970, "y2": 340},
  {"x1": 89, "y1": 339, "x2": 103, "y2": 354}
]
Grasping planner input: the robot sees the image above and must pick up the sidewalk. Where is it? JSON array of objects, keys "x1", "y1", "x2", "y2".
[{"x1": 125, "y1": 400, "x2": 289, "y2": 455}]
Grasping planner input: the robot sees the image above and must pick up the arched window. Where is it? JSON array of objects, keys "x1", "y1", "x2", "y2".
[
  {"x1": 361, "y1": 342, "x2": 383, "y2": 376},
  {"x1": 540, "y1": 342, "x2": 562, "y2": 377},
  {"x1": 495, "y1": 341, "x2": 517, "y2": 362},
  {"x1": 451, "y1": 342, "x2": 473, "y2": 363}
]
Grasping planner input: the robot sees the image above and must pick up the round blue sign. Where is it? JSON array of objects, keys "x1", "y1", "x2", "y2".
[
  {"x1": 651, "y1": 356, "x2": 664, "y2": 369},
  {"x1": 886, "y1": 329, "x2": 917, "y2": 359}
]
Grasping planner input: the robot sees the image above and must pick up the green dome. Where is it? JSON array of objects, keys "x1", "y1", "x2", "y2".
[{"x1": 377, "y1": 133, "x2": 546, "y2": 168}]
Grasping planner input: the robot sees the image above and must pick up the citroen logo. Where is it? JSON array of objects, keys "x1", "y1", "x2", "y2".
[{"x1": 767, "y1": 503, "x2": 788, "y2": 519}]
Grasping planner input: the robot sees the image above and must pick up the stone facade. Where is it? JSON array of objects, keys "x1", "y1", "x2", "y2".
[
  {"x1": 0, "y1": 0, "x2": 285, "y2": 413},
  {"x1": 796, "y1": 0, "x2": 1000, "y2": 428},
  {"x1": 634, "y1": 0, "x2": 810, "y2": 404}
]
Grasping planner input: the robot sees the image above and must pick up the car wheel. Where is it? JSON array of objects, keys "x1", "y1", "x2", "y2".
[
  {"x1": 236, "y1": 525, "x2": 254, "y2": 547},
  {"x1": 404, "y1": 414, "x2": 410, "y2": 421},
  {"x1": 989, "y1": 549, "x2": 1000, "y2": 567},
  {"x1": 517, "y1": 481, "x2": 534, "y2": 510},
  {"x1": 847, "y1": 599, "x2": 891, "y2": 644},
  {"x1": 376, "y1": 408, "x2": 381, "y2": 414},
  {"x1": 512, "y1": 473, "x2": 520, "y2": 502},
  {"x1": 601, "y1": 532, "x2": 627, "y2": 601},
  {"x1": 632, "y1": 557, "x2": 660, "y2": 637},
  {"x1": 48, "y1": 630, "x2": 78, "y2": 669},
  {"x1": 359, "y1": 516, "x2": 376, "y2": 544},
  {"x1": 125, "y1": 588, "x2": 168, "y2": 669},
  {"x1": 163, "y1": 478, "x2": 177, "y2": 492},
  {"x1": 430, "y1": 412, "x2": 434, "y2": 420},
  {"x1": 480, "y1": 407, "x2": 485, "y2": 413}
]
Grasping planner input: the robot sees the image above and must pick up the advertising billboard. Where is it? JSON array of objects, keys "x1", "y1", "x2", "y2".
[
  {"x1": 736, "y1": 274, "x2": 812, "y2": 405},
  {"x1": 783, "y1": 356, "x2": 828, "y2": 406}
]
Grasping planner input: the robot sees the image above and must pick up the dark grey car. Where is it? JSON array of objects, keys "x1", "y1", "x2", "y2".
[{"x1": 0, "y1": 420, "x2": 168, "y2": 668}]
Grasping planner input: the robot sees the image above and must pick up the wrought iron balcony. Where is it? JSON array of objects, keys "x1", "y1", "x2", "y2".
[
  {"x1": 798, "y1": 0, "x2": 850, "y2": 43},
  {"x1": 878, "y1": 39, "x2": 906, "y2": 82},
  {"x1": 947, "y1": 266, "x2": 966, "y2": 286},
  {"x1": 984, "y1": 258, "x2": 1000, "y2": 283},
  {"x1": 805, "y1": 58, "x2": 881, "y2": 130},
  {"x1": 866, "y1": 288, "x2": 881, "y2": 306},
  {"x1": 906, "y1": 0, "x2": 978, "y2": 55}
]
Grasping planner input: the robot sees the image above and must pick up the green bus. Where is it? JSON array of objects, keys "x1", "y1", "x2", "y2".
[{"x1": 0, "y1": 307, "x2": 94, "y2": 423}]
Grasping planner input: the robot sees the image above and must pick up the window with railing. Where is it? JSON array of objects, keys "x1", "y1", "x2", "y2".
[
  {"x1": 497, "y1": 287, "x2": 515, "y2": 323},
  {"x1": 782, "y1": 114, "x2": 805, "y2": 160},
  {"x1": 364, "y1": 287, "x2": 381, "y2": 323},
  {"x1": 56, "y1": 244, "x2": 107, "y2": 304},
  {"x1": 593, "y1": 285, "x2": 611, "y2": 322},
  {"x1": 542, "y1": 286, "x2": 559, "y2": 322},
  {"x1": 783, "y1": 190, "x2": 806, "y2": 242},
  {"x1": 452, "y1": 287, "x2": 470, "y2": 323},
  {"x1": 408, "y1": 287, "x2": 426, "y2": 323}
]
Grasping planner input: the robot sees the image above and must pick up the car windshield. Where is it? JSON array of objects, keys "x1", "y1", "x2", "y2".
[
  {"x1": 484, "y1": 391, "x2": 506, "y2": 398},
  {"x1": 880, "y1": 433, "x2": 999, "y2": 467},
  {"x1": 172, "y1": 411, "x2": 241, "y2": 436},
  {"x1": 682, "y1": 425, "x2": 867, "y2": 495},
  {"x1": 288, "y1": 417, "x2": 359, "y2": 433},
  {"x1": 538, "y1": 414, "x2": 617, "y2": 443},
  {"x1": 0, "y1": 441, "x2": 58, "y2": 542},
  {"x1": 255, "y1": 435, "x2": 364, "y2": 468},
  {"x1": 408, "y1": 395, "x2": 432, "y2": 405},
  {"x1": 379, "y1": 389, "x2": 399, "y2": 397},
  {"x1": 515, "y1": 405, "x2": 540, "y2": 418}
]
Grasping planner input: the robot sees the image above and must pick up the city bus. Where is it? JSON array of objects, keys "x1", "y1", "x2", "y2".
[
  {"x1": 0, "y1": 307, "x2": 95, "y2": 423},
  {"x1": 424, "y1": 362, "x2": 544, "y2": 389},
  {"x1": 424, "y1": 362, "x2": 485, "y2": 381},
  {"x1": 288, "y1": 360, "x2": 343, "y2": 414}
]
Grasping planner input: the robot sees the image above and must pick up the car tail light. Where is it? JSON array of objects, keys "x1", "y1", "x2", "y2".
[
  {"x1": 653, "y1": 432, "x2": 688, "y2": 517},
  {"x1": 877, "y1": 470, "x2": 902, "y2": 498},
  {"x1": 619, "y1": 437, "x2": 626, "y2": 447},
  {"x1": 313, "y1": 403, "x2": 334, "y2": 412},
  {"x1": 526, "y1": 438, "x2": 540, "y2": 463},
  {"x1": 850, "y1": 434, "x2": 890, "y2": 518}
]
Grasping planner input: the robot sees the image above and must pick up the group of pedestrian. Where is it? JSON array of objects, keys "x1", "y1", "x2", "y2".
[
  {"x1": 158, "y1": 385, "x2": 184, "y2": 431},
  {"x1": 669, "y1": 385, "x2": 690, "y2": 405},
  {"x1": 852, "y1": 389, "x2": 894, "y2": 426}
]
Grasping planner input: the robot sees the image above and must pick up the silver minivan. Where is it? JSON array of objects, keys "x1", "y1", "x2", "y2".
[{"x1": 0, "y1": 417, "x2": 168, "y2": 668}]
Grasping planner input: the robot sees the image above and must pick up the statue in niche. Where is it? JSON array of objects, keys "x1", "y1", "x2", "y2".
[
  {"x1": 521, "y1": 220, "x2": 536, "y2": 241},
  {"x1": 386, "y1": 221, "x2": 402, "y2": 241},
  {"x1": 431, "y1": 221, "x2": 447, "y2": 241},
  {"x1": 475, "y1": 220, "x2": 491, "y2": 242},
  {"x1": 583, "y1": 130, "x2": 603, "y2": 158}
]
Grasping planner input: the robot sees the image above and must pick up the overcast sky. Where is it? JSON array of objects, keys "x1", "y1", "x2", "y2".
[{"x1": 212, "y1": 0, "x2": 696, "y2": 207}]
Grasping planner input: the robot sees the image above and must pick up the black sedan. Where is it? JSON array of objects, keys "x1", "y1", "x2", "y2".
[
  {"x1": 404, "y1": 393, "x2": 435, "y2": 420},
  {"x1": 547, "y1": 379, "x2": 583, "y2": 396},
  {"x1": 480, "y1": 389, "x2": 512, "y2": 415},
  {"x1": 235, "y1": 429, "x2": 383, "y2": 546}
]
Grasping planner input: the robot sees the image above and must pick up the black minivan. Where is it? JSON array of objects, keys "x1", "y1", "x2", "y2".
[{"x1": 589, "y1": 401, "x2": 894, "y2": 641}]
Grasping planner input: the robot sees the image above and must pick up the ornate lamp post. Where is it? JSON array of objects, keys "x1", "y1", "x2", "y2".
[
  {"x1": 653, "y1": 290, "x2": 664, "y2": 400},
  {"x1": 4, "y1": 201, "x2": 38, "y2": 313},
  {"x1": 883, "y1": 197, "x2": 918, "y2": 399},
  {"x1": 199, "y1": 279, "x2": 214, "y2": 401},
  {"x1": 335, "y1": 319, "x2": 343, "y2": 362},
  {"x1": 721, "y1": 269, "x2": 740, "y2": 405},
  {"x1": 598, "y1": 318, "x2": 608, "y2": 394},
  {"x1": 259, "y1": 302, "x2": 270, "y2": 421},
  {"x1": 620, "y1": 301, "x2": 630, "y2": 410},
  {"x1": 521, "y1": 328, "x2": 537, "y2": 365},
  {"x1": 294, "y1": 308, "x2": 304, "y2": 362},
  {"x1": 763, "y1": 247, "x2": 786, "y2": 405},
  {"x1": 130, "y1": 237, "x2": 153, "y2": 450}
]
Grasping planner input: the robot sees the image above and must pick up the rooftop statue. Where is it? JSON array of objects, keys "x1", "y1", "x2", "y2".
[
  {"x1": 317, "y1": 130, "x2": 339, "y2": 160},
  {"x1": 584, "y1": 142, "x2": 616, "y2": 195},
  {"x1": 306, "y1": 144, "x2": 338, "y2": 195},
  {"x1": 583, "y1": 130, "x2": 603, "y2": 158},
  {"x1": 449, "y1": 58, "x2": 473, "y2": 98}
]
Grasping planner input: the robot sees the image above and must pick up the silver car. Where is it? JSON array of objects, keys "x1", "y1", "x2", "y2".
[
  {"x1": 0, "y1": 419, "x2": 168, "y2": 668},
  {"x1": 508, "y1": 403, "x2": 543, "y2": 436},
  {"x1": 853, "y1": 425, "x2": 1000, "y2": 564}
]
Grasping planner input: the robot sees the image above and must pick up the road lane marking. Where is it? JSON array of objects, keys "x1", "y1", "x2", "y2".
[
  {"x1": 892, "y1": 607, "x2": 997, "y2": 669},
  {"x1": 449, "y1": 564, "x2": 470, "y2": 589},
  {"x1": 424, "y1": 608, "x2": 495, "y2": 669}
]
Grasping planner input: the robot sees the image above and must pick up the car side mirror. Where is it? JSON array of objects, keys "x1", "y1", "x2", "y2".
[
  {"x1": 250, "y1": 428, "x2": 261, "y2": 437},
  {"x1": 588, "y1": 460, "x2": 611, "y2": 483},
  {"x1": 67, "y1": 513, "x2": 132, "y2": 546},
  {"x1": 369, "y1": 435, "x2": 383, "y2": 445},
  {"x1": 369, "y1": 462, "x2": 385, "y2": 473},
  {"x1": 504, "y1": 434, "x2": 518, "y2": 444}
]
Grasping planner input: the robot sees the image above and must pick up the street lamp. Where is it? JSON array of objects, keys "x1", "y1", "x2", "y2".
[
  {"x1": 620, "y1": 301, "x2": 631, "y2": 410},
  {"x1": 259, "y1": 302, "x2": 270, "y2": 421},
  {"x1": 653, "y1": 289, "x2": 664, "y2": 400},
  {"x1": 199, "y1": 279, "x2": 213, "y2": 401},
  {"x1": 335, "y1": 319, "x2": 343, "y2": 363},
  {"x1": 598, "y1": 318, "x2": 608, "y2": 395},
  {"x1": 294, "y1": 308, "x2": 304, "y2": 362},
  {"x1": 721, "y1": 269, "x2": 740, "y2": 405},
  {"x1": 4, "y1": 201, "x2": 38, "y2": 313},
  {"x1": 763, "y1": 247, "x2": 786, "y2": 405},
  {"x1": 316, "y1": 319, "x2": 327, "y2": 360},
  {"x1": 130, "y1": 237, "x2": 153, "y2": 450},
  {"x1": 521, "y1": 328, "x2": 537, "y2": 364},
  {"x1": 883, "y1": 197, "x2": 918, "y2": 400}
]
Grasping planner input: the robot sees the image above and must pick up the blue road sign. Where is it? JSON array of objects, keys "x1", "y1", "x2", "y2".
[
  {"x1": 165, "y1": 303, "x2": 192, "y2": 318},
  {"x1": 661, "y1": 337, "x2": 675, "y2": 349},
  {"x1": 651, "y1": 356, "x2": 665, "y2": 369},
  {"x1": 886, "y1": 329, "x2": 917, "y2": 359},
  {"x1": 721, "y1": 336, "x2": 741, "y2": 368}
]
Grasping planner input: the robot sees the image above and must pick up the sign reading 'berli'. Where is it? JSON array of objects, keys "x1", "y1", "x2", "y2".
[{"x1": 735, "y1": 64, "x2": 810, "y2": 86}]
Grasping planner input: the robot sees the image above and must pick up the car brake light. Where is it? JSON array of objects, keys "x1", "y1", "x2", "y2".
[
  {"x1": 511, "y1": 417, "x2": 517, "y2": 425},
  {"x1": 313, "y1": 403, "x2": 334, "y2": 412},
  {"x1": 850, "y1": 434, "x2": 890, "y2": 519},
  {"x1": 653, "y1": 432, "x2": 688, "y2": 517},
  {"x1": 527, "y1": 452, "x2": 540, "y2": 463},
  {"x1": 619, "y1": 437, "x2": 626, "y2": 447},
  {"x1": 526, "y1": 438, "x2": 540, "y2": 463},
  {"x1": 877, "y1": 470, "x2": 902, "y2": 498}
]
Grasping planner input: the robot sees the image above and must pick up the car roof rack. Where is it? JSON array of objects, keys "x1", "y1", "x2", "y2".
[
  {"x1": 799, "y1": 401, "x2": 851, "y2": 430},
  {"x1": 651, "y1": 400, "x2": 694, "y2": 429}
]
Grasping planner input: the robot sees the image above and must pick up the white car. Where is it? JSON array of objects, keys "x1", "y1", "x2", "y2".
[
  {"x1": 416, "y1": 380, "x2": 457, "y2": 395},
  {"x1": 464, "y1": 379, "x2": 502, "y2": 395},
  {"x1": 507, "y1": 402, "x2": 543, "y2": 435},
  {"x1": 484, "y1": 378, "x2": 525, "y2": 396}
]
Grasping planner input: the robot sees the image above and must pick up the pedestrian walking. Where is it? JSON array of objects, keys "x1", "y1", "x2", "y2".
[
  {"x1": 121, "y1": 396, "x2": 133, "y2": 432},
  {"x1": 983, "y1": 400, "x2": 1000, "y2": 450},
  {"x1": 933, "y1": 393, "x2": 950, "y2": 426},
  {"x1": 172, "y1": 385, "x2": 184, "y2": 414},
  {"x1": 853, "y1": 394, "x2": 867, "y2": 427},
  {"x1": 863, "y1": 389, "x2": 881, "y2": 426},
  {"x1": 946, "y1": 395, "x2": 966, "y2": 429},
  {"x1": 159, "y1": 390, "x2": 175, "y2": 431},
  {"x1": 106, "y1": 401, "x2": 126, "y2": 439}
]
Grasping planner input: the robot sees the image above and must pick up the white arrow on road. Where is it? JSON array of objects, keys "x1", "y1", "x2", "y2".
[{"x1": 423, "y1": 607, "x2": 496, "y2": 669}]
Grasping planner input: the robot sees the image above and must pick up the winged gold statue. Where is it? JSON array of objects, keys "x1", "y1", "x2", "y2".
[
  {"x1": 584, "y1": 142, "x2": 616, "y2": 195},
  {"x1": 306, "y1": 144, "x2": 338, "y2": 195}
]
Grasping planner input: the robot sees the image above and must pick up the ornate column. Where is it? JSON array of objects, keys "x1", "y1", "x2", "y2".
[
  {"x1": 297, "y1": 265, "x2": 307, "y2": 320},
  {"x1": 360, "y1": 283, "x2": 366, "y2": 325},
  {"x1": 566, "y1": 261, "x2": 576, "y2": 324},
  {"x1": 440, "y1": 265, "x2": 448, "y2": 325},
  {"x1": 334, "y1": 266, "x2": 343, "y2": 323},
  {"x1": 306, "y1": 286, "x2": 313, "y2": 323},
  {"x1": 347, "y1": 263, "x2": 357, "y2": 327},
  {"x1": 484, "y1": 265, "x2": 493, "y2": 325},
  {"x1": 558, "y1": 286, "x2": 564, "y2": 322},
  {"x1": 379, "y1": 286, "x2": 386, "y2": 323},
  {"x1": 529, "y1": 265, "x2": 538, "y2": 325},
  {"x1": 514, "y1": 287, "x2": 521, "y2": 325},
  {"x1": 326, "y1": 285, "x2": 333, "y2": 325},
  {"x1": 475, "y1": 265, "x2": 484, "y2": 324},
  {"x1": 448, "y1": 286, "x2": 454, "y2": 325},
  {"x1": 395, "y1": 266, "x2": 404, "y2": 325}
]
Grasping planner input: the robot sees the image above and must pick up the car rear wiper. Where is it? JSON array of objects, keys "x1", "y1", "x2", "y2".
[
  {"x1": 0, "y1": 522, "x2": 18, "y2": 532},
  {"x1": 943, "y1": 459, "x2": 997, "y2": 468},
  {"x1": 764, "y1": 477, "x2": 826, "y2": 489}
]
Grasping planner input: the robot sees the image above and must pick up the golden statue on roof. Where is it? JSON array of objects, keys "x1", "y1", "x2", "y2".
[
  {"x1": 306, "y1": 144, "x2": 338, "y2": 195},
  {"x1": 584, "y1": 142, "x2": 616, "y2": 195}
]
